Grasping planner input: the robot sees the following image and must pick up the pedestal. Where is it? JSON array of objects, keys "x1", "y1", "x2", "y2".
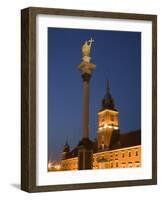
[{"x1": 78, "y1": 138, "x2": 93, "y2": 170}]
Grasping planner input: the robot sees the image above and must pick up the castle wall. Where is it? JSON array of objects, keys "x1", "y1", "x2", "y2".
[
  {"x1": 93, "y1": 145, "x2": 141, "y2": 169},
  {"x1": 61, "y1": 157, "x2": 78, "y2": 171},
  {"x1": 60, "y1": 145, "x2": 141, "y2": 171}
]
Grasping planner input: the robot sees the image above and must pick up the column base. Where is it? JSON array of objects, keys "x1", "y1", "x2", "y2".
[{"x1": 78, "y1": 138, "x2": 93, "y2": 170}]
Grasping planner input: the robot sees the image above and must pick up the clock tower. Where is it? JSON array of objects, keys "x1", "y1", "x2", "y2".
[{"x1": 97, "y1": 81, "x2": 119, "y2": 150}]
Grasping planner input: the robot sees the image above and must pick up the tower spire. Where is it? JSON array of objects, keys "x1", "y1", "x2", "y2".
[
  {"x1": 62, "y1": 139, "x2": 70, "y2": 160},
  {"x1": 101, "y1": 80, "x2": 115, "y2": 111}
]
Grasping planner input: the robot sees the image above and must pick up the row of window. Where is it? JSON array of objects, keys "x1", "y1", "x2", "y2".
[
  {"x1": 62, "y1": 162, "x2": 77, "y2": 168},
  {"x1": 110, "y1": 149, "x2": 139, "y2": 158},
  {"x1": 110, "y1": 161, "x2": 140, "y2": 168},
  {"x1": 96, "y1": 161, "x2": 141, "y2": 169},
  {"x1": 100, "y1": 114, "x2": 116, "y2": 124},
  {"x1": 94, "y1": 149, "x2": 140, "y2": 162}
]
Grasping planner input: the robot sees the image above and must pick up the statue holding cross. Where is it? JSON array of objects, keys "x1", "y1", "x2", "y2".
[
  {"x1": 78, "y1": 37, "x2": 96, "y2": 75},
  {"x1": 82, "y1": 38, "x2": 94, "y2": 57}
]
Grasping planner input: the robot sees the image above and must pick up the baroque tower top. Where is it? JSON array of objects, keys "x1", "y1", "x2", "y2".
[{"x1": 101, "y1": 80, "x2": 116, "y2": 111}]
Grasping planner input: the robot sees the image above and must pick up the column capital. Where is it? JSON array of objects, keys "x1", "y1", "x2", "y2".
[{"x1": 81, "y1": 73, "x2": 91, "y2": 82}]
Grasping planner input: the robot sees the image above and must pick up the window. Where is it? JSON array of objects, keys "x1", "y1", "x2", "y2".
[
  {"x1": 128, "y1": 162, "x2": 133, "y2": 167},
  {"x1": 111, "y1": 162, "x2": 113, "y2": 168},
  {"x1": 102, "y1": 135, "x2": 104, "y2": 140},
  {"x1": 116, "y1": 162, "x2": 118, "y2": 168},
  {"x1": 110, "y1": 114, "x2": 114, "y2": 121},
  {"x1": 122, "y1": 152, "x2": 124, "y2": 158},
  {"x1": 135, "y1": 161, "x2": 140, "y2": 167},
  {"x1": 101, "y1": 118, "x2": 105, "y2": 126},
  {"x1": 128, "y1": 151, "x2": 131, "y2": 157},
  {"x1": 135, "y1": 150, "x2": 138, "y2": 156},
  {"x1": 122, "y1": 163, "x2": 126, "y2": 168}
]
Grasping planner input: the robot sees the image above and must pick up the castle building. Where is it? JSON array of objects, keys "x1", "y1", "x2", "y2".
[{"x1": 60, "y1": 81, "x2": 141, "y2": 171}]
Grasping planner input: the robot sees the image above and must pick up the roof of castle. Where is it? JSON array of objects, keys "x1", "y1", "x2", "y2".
[{"x1": 61, "y1": 129, "x2": 141, "y2": 160}]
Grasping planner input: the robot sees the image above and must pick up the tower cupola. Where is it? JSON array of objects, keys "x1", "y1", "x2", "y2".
[
  {"x1": 63, "y1": 140, "x2": 70, "y2": 153},
  {"x1": 62, "y1": 140, "x2": 70, "y2": 160},
  {"x1": 101, "y1": 80, "x2": 115, "y2": 111}
]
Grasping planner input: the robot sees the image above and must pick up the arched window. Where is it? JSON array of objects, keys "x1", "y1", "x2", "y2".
[{"x1": 110, "y1": 114, "x2": 114, "y2": 121}]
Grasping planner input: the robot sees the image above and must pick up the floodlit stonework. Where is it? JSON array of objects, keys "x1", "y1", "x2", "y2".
[{"x1": 60, "y1": 145, "x2": 141, "y2": 170}]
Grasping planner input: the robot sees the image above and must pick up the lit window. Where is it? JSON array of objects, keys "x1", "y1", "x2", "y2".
[
  {"x1": 135, "y1": 162, "x2": 140, "y2": 167},
  {"x1": 128, "y1": 162, "x2": 133, "y2": 167},
  {"x1": 102, "y1": 135, "x2": 104, "y2": 140},
  {"x1": 110, "y1": 115, "x2": 114, "y2": 121},
  {"x1": 122, "y1": 163, "x2": 126, "y2": 168},
  {"x1": 101, "y1": 119, "x2": 105, "y2": 126}
]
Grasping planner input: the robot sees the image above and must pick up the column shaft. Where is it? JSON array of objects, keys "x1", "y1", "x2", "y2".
[{"x1": 83, "y1": 80, "x2": 89, "y2": 139}]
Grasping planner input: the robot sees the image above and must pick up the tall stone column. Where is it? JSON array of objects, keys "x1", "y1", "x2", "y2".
[
  {"x1": 82, "y1": 73, "x2": 90, "y2": 139},
  {"x1": 77, "y1": 38, "x2": 96, "y2": 170}
]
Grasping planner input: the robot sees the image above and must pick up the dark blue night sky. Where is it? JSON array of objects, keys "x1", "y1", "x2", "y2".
[{"x1": 48, "y1": 27, "x2": 141, "y2": 161}]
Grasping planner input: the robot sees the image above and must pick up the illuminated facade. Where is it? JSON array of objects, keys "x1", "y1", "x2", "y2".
[
  {"x1": 51, "y1": 81, "x2": 141, "y2": 171},
  {"x1": 61, "y1": 145, "x2": 141, "y2": 170}
]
